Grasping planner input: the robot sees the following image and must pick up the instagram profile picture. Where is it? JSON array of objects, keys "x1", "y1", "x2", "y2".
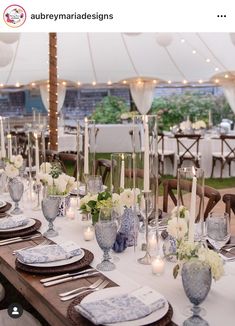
[{"x1": 3, "y1": 4, "x2": 26, "y2": 28}]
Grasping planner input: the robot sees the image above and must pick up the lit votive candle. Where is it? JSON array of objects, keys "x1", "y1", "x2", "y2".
[
  {"x1": 83, "y1": 225, "x2": 95, "y2": 241},
  {"x1": 67, "y1": 207, "x2": 76, "y2": 220},
  {"x1": 152, "y1": 256, "x2": 165, "y2": 276}
]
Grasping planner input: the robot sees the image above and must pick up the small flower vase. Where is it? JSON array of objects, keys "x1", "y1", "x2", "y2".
[
  {"x1": 119, "y1": 207, "x2": 138, "y2": 247},
  {"x1": 49, "y1": 194, "x2": 70, "y2": 217},
  {"x1": 162, "y1": 235, "x2": 177, "y2": 262},
  {"x1": 181, "y1": 260, "x2": 212, "y2": 320}
]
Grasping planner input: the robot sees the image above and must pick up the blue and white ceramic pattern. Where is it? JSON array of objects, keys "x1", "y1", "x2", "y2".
[
  {"x1": 76, "y1": 287, "x2": 166, "y2": 325},
  {"x1": 50, "y1": 194, "x2": 70, "y2": 217},
  {"x1": 119, "y1": 207, "x2": 138, "y2": 247},
  {"x1": 0, "y1": 216, "x2": 29, "y2": 230},
  {"x1": 16, "y1": 242, "x2": 82, "y2": 264}
]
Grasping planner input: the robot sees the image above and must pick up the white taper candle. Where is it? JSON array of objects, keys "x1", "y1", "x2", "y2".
[
  {"x1": 189, "y1": 169, "x2": 197, "y2": 243},
  {"x1": 84, "y1": 117, "x2": 89, "y2": 175},
  {"x1": 120, "y1": 154, "x2": 125, "y2": 189},
  {"x1": 143, "y1": 115, "x2": 150, "y2": 192}
]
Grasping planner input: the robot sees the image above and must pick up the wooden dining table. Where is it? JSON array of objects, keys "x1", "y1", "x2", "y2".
[{"x1": 0, "y1": 235, "x2": 117, "y2": 326}]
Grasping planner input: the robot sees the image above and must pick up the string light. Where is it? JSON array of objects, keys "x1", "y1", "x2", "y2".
[
  {"x1": 107, "y1": 81, "x2": 112, "y2": 85},
  {"x1": 215, "y1": 67, "x2": 219, "y2": 71},
  {"x1": 153, "y1": 80, "x2": 157, "y2": 84},
  {"x1": 15, "y1": 82, "x2": 20, "y2": 87},
  {"x1": 122, "y1": 80, "x2": 127, "y2": 84},
  {"x1": 168, "y1": 80, "x2": 172, "y2": 84},
  {"x1": 215, "y1": 79, "x2": 220, "y2": 83},
  {"x1": 180, "y1": 39, "x2": 185, "y2": 43},
  {"x1": 92, "y1": 81, "x2": 96, "y2": 86},
  {"x1": 206, "y1": 58, "x2": 211, "y2": 63},
  {"x1": 198, "y1": 79, "x2": 203, "y2": 84},
  {"x1": 224, "y1": 74, "x2": 229, "y2": 78},
  {"x1": 77, "y1": 81, "x2": 81, "y2": 86},
  {"x1": 31, "y1": 82, "x2": 36, "y2": 87},
  {"x1": 62, "y1": 81, "x2": 66, "y2": 86},
  {"x1": 182, "y1": 80, "x2": 188, "y2": 84},
  {"x1": 192, "y1": 50, "x2": 196, "y2": 54},
  {"x1": 0, "y1": 83, "x2": 3, "y2": 87}
]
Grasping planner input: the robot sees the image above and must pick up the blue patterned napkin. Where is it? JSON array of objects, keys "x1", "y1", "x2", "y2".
[
  {"x1": 76, "y1": 286, "x2": 166, "y2": 324},
  {"x1": 16, "y1": 241, "x2": 82, "y2": 264},
  {"x1": 0, "y1": 216, "x2": 29, "y2": 230}
]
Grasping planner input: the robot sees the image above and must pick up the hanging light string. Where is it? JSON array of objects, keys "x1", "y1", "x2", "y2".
[
  {"x1": 196, "y1": 33, "x2": 233, "y2": 75},
  {"x1": 87, "y1": 33, "x2": 98, "y2": 84},
  {"x1": 163, "y1": 46, "x2": 187, "y2": 82},
  {"x1": 121, "y1": 33, "x2": 139, "y2": 77},
  {"x1": 178, "y1": 33, "x2": 223, "y2": 73},
  {"x1": 5, "y1": 36, "x2": 21, "y2": 85}
]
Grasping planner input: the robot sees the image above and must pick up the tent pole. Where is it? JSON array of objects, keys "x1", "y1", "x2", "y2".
[{"x1": 49, "y1": 32, "x2": 58, "y2": 151}]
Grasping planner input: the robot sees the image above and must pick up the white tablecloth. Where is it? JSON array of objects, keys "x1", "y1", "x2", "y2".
[{"x1": 1, "y1": 191, "x2": 235, "y2": 326}]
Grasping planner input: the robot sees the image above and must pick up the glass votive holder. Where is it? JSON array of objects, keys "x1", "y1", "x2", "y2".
[
  {"x1": 83, "y1": 225, "x2": 95, "y2": 241},
  {"x1": 148, "y1": 232, "x2": 158, "y2": 256},
  {"x1": 70, "y1": 197, "x2": 78, "y2": 208},
  {"x1": 151, "y1": 255, "x2": 165, "y2": 276},
  {"x1": 66, "y1": 207, "x2": 76, "y2": 220}
]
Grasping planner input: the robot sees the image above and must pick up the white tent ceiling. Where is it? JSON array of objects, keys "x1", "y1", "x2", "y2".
[{"x1": 0, "y1": 32, "x2": 235, "y2": 87}]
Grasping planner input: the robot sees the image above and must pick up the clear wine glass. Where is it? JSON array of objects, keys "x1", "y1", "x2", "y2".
[
  {"x1": 206, "y1": 212, "x2": 230, "y2": 251},
  {"x1": 41, "y1": 197, "x2": 60, "y2": 237},
  {"x1": 95, "y1": 207, "x2": 118, "y2": 271},
  {"x1": 8, "y1": 178, "x2": 24, "y2": 214}
]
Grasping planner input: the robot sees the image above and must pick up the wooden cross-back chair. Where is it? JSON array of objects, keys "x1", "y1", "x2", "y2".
[
  {"x1": 211, "y1": 135, "x2": 235, "y2": 178},
  {"x1": 175, "y1": 134, "x2": 201, "y2": 169},
  {"x1": 95, "y1": 159, "x2": 113, "y2": 185},
  {"x1": 58, "y1": 152, "x2": 78, "y2": 178},
  {"x1": 222, "y1": 193, "x2": 235, "y2": 218},
  {"x1": 162, "y1": 179, "x2": 221, "y2": 221}
]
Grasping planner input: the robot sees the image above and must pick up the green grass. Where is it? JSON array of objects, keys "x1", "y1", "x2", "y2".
[{"x1": 65, "y1": 155, "x2": 235, "y2": 191}]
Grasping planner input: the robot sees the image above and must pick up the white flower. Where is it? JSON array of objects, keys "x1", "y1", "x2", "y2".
[
  {"x1": 5, "y1": 163, "x2": 19, "y2": 178},
  {"x1": 167, "y1": 217, "x2": 188, "y2": 239},
  {"x1": 171, "y1": 205, "x2": 189, "y2": 220},
  {"x1": 40, "y1": 162, "x2": 52, "y2": 174},
  {"x1": 66, "y1": 176, "x2": 76, "y2": 192},
  {"x1": 198, "y1": 247, "x2": 224, "y2": 280},
  {"x1": 80, "y1": 194, "x2": 92, "y2": 208},
  {"x1": 120, "y1": 188, "x2": 135, "y2": 208}
]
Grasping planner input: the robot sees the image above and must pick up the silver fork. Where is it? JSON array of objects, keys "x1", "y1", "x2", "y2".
[
  {"x1": 59, "y1": 278, "x2": 103, "y2": 297},
  {"x1": 12, "y1": 239, "x2": 50, "y2": 255},
  {"x1": 61, "y1": 280, "x2": 109, "y2": 302}
]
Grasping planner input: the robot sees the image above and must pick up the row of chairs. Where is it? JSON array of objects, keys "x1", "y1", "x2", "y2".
[{"x1": 158, "y1": 133, "x2": 235, "y2": 178}]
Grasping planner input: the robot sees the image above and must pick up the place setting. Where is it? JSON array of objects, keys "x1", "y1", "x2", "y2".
[
  {"x1": 67, "y1": 285, "x2": 173, "y2": 326},
  {"x1": 0, "y1": 215, "x2": 42, "y2": 240},
  {"x1": 15, "y1": 239, "x2": 95, "y2": 275},
  {"x1": 0, "y1": 199, "x2": 12, "y2": 217}
]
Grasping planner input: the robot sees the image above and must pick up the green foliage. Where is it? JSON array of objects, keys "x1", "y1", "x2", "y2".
[
  {"x1": 150, "y1": 92, "x2": 233, "y2": 131},
  {"x1": 91, "y1": 96, "x2": 129, "y2": 124}
]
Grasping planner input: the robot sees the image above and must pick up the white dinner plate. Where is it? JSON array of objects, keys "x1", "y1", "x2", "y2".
[
  {"x1": 0, "y1": 200, "x2": 7, "y2": 209},
  {"x1": 80, "y1": 287, "x2": 169, "y2": 326},
  {"x1": 0, "y1": 218, "x2": 36, "y2": 232},
  {"x1": 18, "y1": 249, "x2": 85, "y2": 268}
]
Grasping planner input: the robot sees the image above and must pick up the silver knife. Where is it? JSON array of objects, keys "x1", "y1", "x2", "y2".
[
  {"x1": 43, "y1": 271, "x2": 100, "y2": 287},
  {"x1": 0, "y1": 234, "x2": 41, "y2": 246},
  {"x1": 40, "y1": 268, "x2": 95, "y2": 283}
]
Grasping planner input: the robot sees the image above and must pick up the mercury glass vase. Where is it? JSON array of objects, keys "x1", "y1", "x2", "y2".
[
  {"x1": 182, "y1": 260, "x2": 212, "y2": 322},
  {"x1": 8, "y1": 177, "x2": 24, "y2": 214}
]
